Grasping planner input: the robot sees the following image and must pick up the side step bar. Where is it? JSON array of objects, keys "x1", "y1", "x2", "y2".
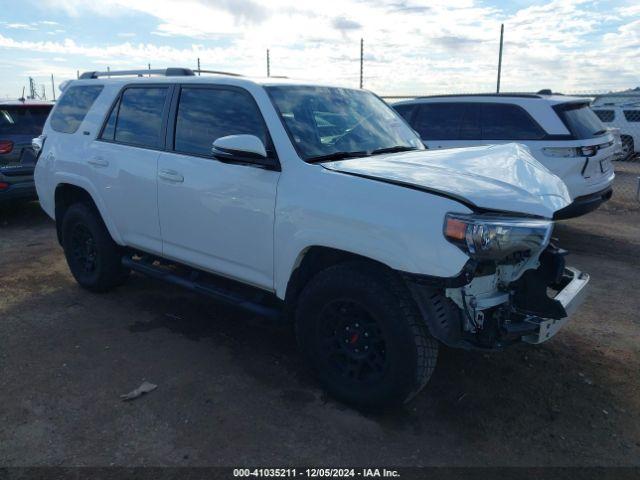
[{"x1": 122, "y1": 256, "x2": 282, "y2": 320}]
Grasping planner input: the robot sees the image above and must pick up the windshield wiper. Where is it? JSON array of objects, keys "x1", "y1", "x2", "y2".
[
  {"x1": 370, "y1": 145, "x2": 419, "y2": 155},
  {"x1": 592, "y1": 129, "x2": 607, "y2": 137},
  {"x1": 307, "y1": 151, "x2": 370, "y2": 164}
]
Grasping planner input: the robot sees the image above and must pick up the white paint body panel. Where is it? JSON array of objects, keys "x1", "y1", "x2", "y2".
[
  {"x1": 157, "y1": 151, "x2": 279, "y2": 290},
  {"x1": 36, "y1": 76, "x2": 574, "y2": 300}
]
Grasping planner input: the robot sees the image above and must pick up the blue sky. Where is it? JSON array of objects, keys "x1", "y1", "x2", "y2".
[{"x1": 0, "y1": 0, "x2": 638, "y2": 99}]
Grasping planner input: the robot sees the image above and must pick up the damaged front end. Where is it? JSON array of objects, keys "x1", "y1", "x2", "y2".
[{"x1": 408, "y1": 213, "x2": 590, "y2": 350}]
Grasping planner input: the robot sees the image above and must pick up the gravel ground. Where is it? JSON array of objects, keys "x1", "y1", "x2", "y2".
[{"x1": 1, "y1": 200, "x2": 639, "y2": 467}]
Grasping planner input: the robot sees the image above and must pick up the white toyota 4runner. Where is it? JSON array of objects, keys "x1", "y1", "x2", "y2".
[{"x1": 34, "y1": 69, "x2": 590, "y2": 409}]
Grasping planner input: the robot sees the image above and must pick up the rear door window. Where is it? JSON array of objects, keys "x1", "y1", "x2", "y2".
[
  {"x1": 393, "y1": 103, "x2": 417, "y2": 122},
  {"x1": 0, "y1": 105, "x2": 51, "y2": 135},
  {"x1": 413, "y1": 103, "x2": 467, "y2": 140},
  {"x1": 50, "y1": 85, "x2": 103, "y2": 134},
  {"x1": 174, "y1": 87, "x2": 268, "y2": 157},
  {"x1": 107, "y1": 87, "x2": 169, "y2": 148},
  {"x1": 554, "y1": 102, "x2": 607, "y2": 139},
  {"x1": 623, "y1": 110, "x2": 640, "y2": 122},
  {"x1": 481, "y1": 103, "x2": 546, "y2": 140}
]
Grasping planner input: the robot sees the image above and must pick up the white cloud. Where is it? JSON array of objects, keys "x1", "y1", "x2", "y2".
[
  {"x1": 2, "y1": 0, "x2": 640, "y2": 96},
  {"x1": 6, "y1": 23, "x2": 37, "y2": 30}
]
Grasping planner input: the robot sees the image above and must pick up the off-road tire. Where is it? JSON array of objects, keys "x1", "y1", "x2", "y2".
[
  {"x1": 295, "y1": 261, "x2": 438, "y2": 409},
  {"x1": 61, "y1": 202, "x2": 129, "y2": 292}
]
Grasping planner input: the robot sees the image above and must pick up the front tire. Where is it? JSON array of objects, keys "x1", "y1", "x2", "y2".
[
  {"x1": 295, "y1": 261, "x2": 438, "y2": 409},
  {"x1": 61, "y1": 202, "x2": 129, "y2": 292}
]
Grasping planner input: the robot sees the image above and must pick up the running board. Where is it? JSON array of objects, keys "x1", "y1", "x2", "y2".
[{"x1": 122, "y1": 256, "x2": 282, "y2": 319}]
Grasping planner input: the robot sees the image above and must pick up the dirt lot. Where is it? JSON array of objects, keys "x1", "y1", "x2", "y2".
[{"x1": 1, "y1": 198, "x2": 639, "y2": 467}]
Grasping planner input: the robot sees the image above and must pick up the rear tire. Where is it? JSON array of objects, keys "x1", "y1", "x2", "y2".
[
  {"x1": 295, "y1": 261, "x2": 438, "y2": 409},
  {"x1": 61, "y1": 202, "x2": 129, "y2": 292}
]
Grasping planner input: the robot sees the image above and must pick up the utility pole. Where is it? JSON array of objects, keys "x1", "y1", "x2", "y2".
[
  {"x1": 28, "y1": 77, "x2": 36, "y2": 99},
  {"x1": 496, "y1": 23, "x2": 504, "y2": 93},
  {"x1": 359, "y1": 38, "x2": 364, "y2": 89},
  {"x1": 107, "y1": 66, "x2": 111, "y2": 78},
  {"x1": 51, "y1": 74, "x2": 56, "y2": 101},
  {"x1": 197, "y1": 57, "x2": 201, "y2": 75},
  {"x1": 76, "y1": 70, "x2": 79, "y2": 79},
  {"x1": 148, "y1": 63, "x2": 151, "y2": 77},
  {"x1": 267, "y1": 49, "x2": 270, "y2": 77}
]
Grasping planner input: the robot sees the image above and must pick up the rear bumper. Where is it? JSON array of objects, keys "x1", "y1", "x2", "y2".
[
  {"x1": 553, "y1": 186, "x2": 613, "y2": 220},
  {"x1": 0, "y1": 180, "x2": 37, "y2": 203}
]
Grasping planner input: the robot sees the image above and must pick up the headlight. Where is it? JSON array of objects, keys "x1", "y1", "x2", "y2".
[{"x1": 444, "y1": 213, "x2": 552, "y2": 260}]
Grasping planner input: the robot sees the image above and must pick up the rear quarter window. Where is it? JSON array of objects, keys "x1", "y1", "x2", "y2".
[
  {"x1": 480, "y1": 103, "x2": 546, "y2": 140},
  {"x1": 554, "y1": 102, "x2": 606, "y2": 139},
  {"x1": 50, "y1": 85, "x2": 104, "y2": 134}
]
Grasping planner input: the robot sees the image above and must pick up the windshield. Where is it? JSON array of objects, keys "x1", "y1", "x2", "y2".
[
  {"x1": 555, "y1": 102, "x2": 607, "y2": 139},
  {"x1": 265, "y1": 86, "x2": 423, "y2": 161},
  {"x1": 0, "y1": 106, "x2": 51, "y2": 136}
]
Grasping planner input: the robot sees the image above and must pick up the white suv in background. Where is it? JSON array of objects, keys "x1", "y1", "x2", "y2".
[
  {"x1": 393, "y1": 94, "x2": 616, "y2": 218},
  {"x1": 34, "y1": 69, "x2": 589, "y2": 408}
]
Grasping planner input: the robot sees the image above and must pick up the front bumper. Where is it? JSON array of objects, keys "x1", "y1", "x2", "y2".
[
  {"x1": 521, "y1": 267, "x2": 590, "y2": 344},
  {"x1": 554, "y1": 187, "x2": 613, "y2": 220}
]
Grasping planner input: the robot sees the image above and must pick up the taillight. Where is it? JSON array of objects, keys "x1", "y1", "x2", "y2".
[
  {"x1": 0, "y1": 140, "x2": 13, "y2": 154},
  {"x1": 0, "y1": 182, "x2": 9, "y2": 190}
]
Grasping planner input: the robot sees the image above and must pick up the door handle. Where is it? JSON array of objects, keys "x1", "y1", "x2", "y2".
[
  {"x1": 88, "y1": 157, "x2": 109, "y2": 167},
  {"x1": 158, "y1": 169, "x2": 184, "y2": 183}
]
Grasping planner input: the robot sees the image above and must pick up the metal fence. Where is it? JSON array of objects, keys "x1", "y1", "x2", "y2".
[{"x1": 381, "y1": 91, "x2": 640, "y2": 208}]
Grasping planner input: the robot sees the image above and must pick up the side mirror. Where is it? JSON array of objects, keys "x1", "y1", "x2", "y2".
[{"x1": 212, "y1": 135, "x2": 272, "y2": 166}]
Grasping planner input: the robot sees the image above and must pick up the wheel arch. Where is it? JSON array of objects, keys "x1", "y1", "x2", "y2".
[
  {"x1": 282, "y1": 245, "x2": 394, "y2": 307},
  {"x1": 54, "y1": 181, "x2": 123, "y2": 246}
]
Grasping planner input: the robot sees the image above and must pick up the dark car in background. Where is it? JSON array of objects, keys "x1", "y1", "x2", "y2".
[{"x1": 0, "y1": 100, "x2": 53, "y2": 204}]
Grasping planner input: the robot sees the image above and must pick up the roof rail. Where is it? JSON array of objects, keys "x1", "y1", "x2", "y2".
[
  {"x1": 193, "y1": 69, "x2": 243, "y2": 77},
  {"x1": 79, "y1": 68, "x2": 195, "y2": 79}
]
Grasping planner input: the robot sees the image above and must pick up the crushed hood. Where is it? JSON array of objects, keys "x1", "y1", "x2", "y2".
[{"x1": 321, "y1": 143, "x2": 571, "y2": 218}]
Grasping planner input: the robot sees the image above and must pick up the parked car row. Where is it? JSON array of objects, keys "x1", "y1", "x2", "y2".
[
  {"x1": 0, "y1": 100, "x2": 53, "y2": 204},
  {"x1": 590, "y1": 96, "x2": 640, "y2": 160},
  {"x1": 32, "y1": 69, "x2": 592, "y2": 408}
]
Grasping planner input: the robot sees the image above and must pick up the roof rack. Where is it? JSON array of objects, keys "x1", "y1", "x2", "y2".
[
  {"x1": 194, "y1": 69, "x2": 243, "y2": 77},
  {"x1": 79, "y1": 68, "x2": 195, "y2": 79},
  {"x1": 79, "y1": 68, "x2": 245, "y2": 80}
]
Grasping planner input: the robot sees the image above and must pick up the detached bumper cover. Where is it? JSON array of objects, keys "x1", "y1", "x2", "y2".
[{"x1": 523, "y1": 267, "x2": 590, "y2": 344}]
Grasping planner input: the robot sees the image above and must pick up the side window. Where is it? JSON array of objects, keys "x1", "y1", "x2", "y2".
[
  {"x1": 50, "y1": 85, "x2": 104, "y2": 134},
  {"x1": 113, "y1": 87, "x2": 168, "y2": 148},
  {"x1": 481, "y1": 103, "x2": 546, "y2": 140},
  {"x1": 413, "y1": 103, "x2": 467, "y2": 140},
  {"x1": 174, "y1": 87, "x2": 269, "y2": 157},
  {"x1": 393, "y1": 104, "x2": 417, "y2": 122},
  {"x1": 593, "y1": 110, "x2": 614, "y2": 123},
  {"x1": 623, "y1": 110, "x2": 640, "y2": 122},
  {"x1": 459, "y1": 104, "x2": 481, "y2": 139}
]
